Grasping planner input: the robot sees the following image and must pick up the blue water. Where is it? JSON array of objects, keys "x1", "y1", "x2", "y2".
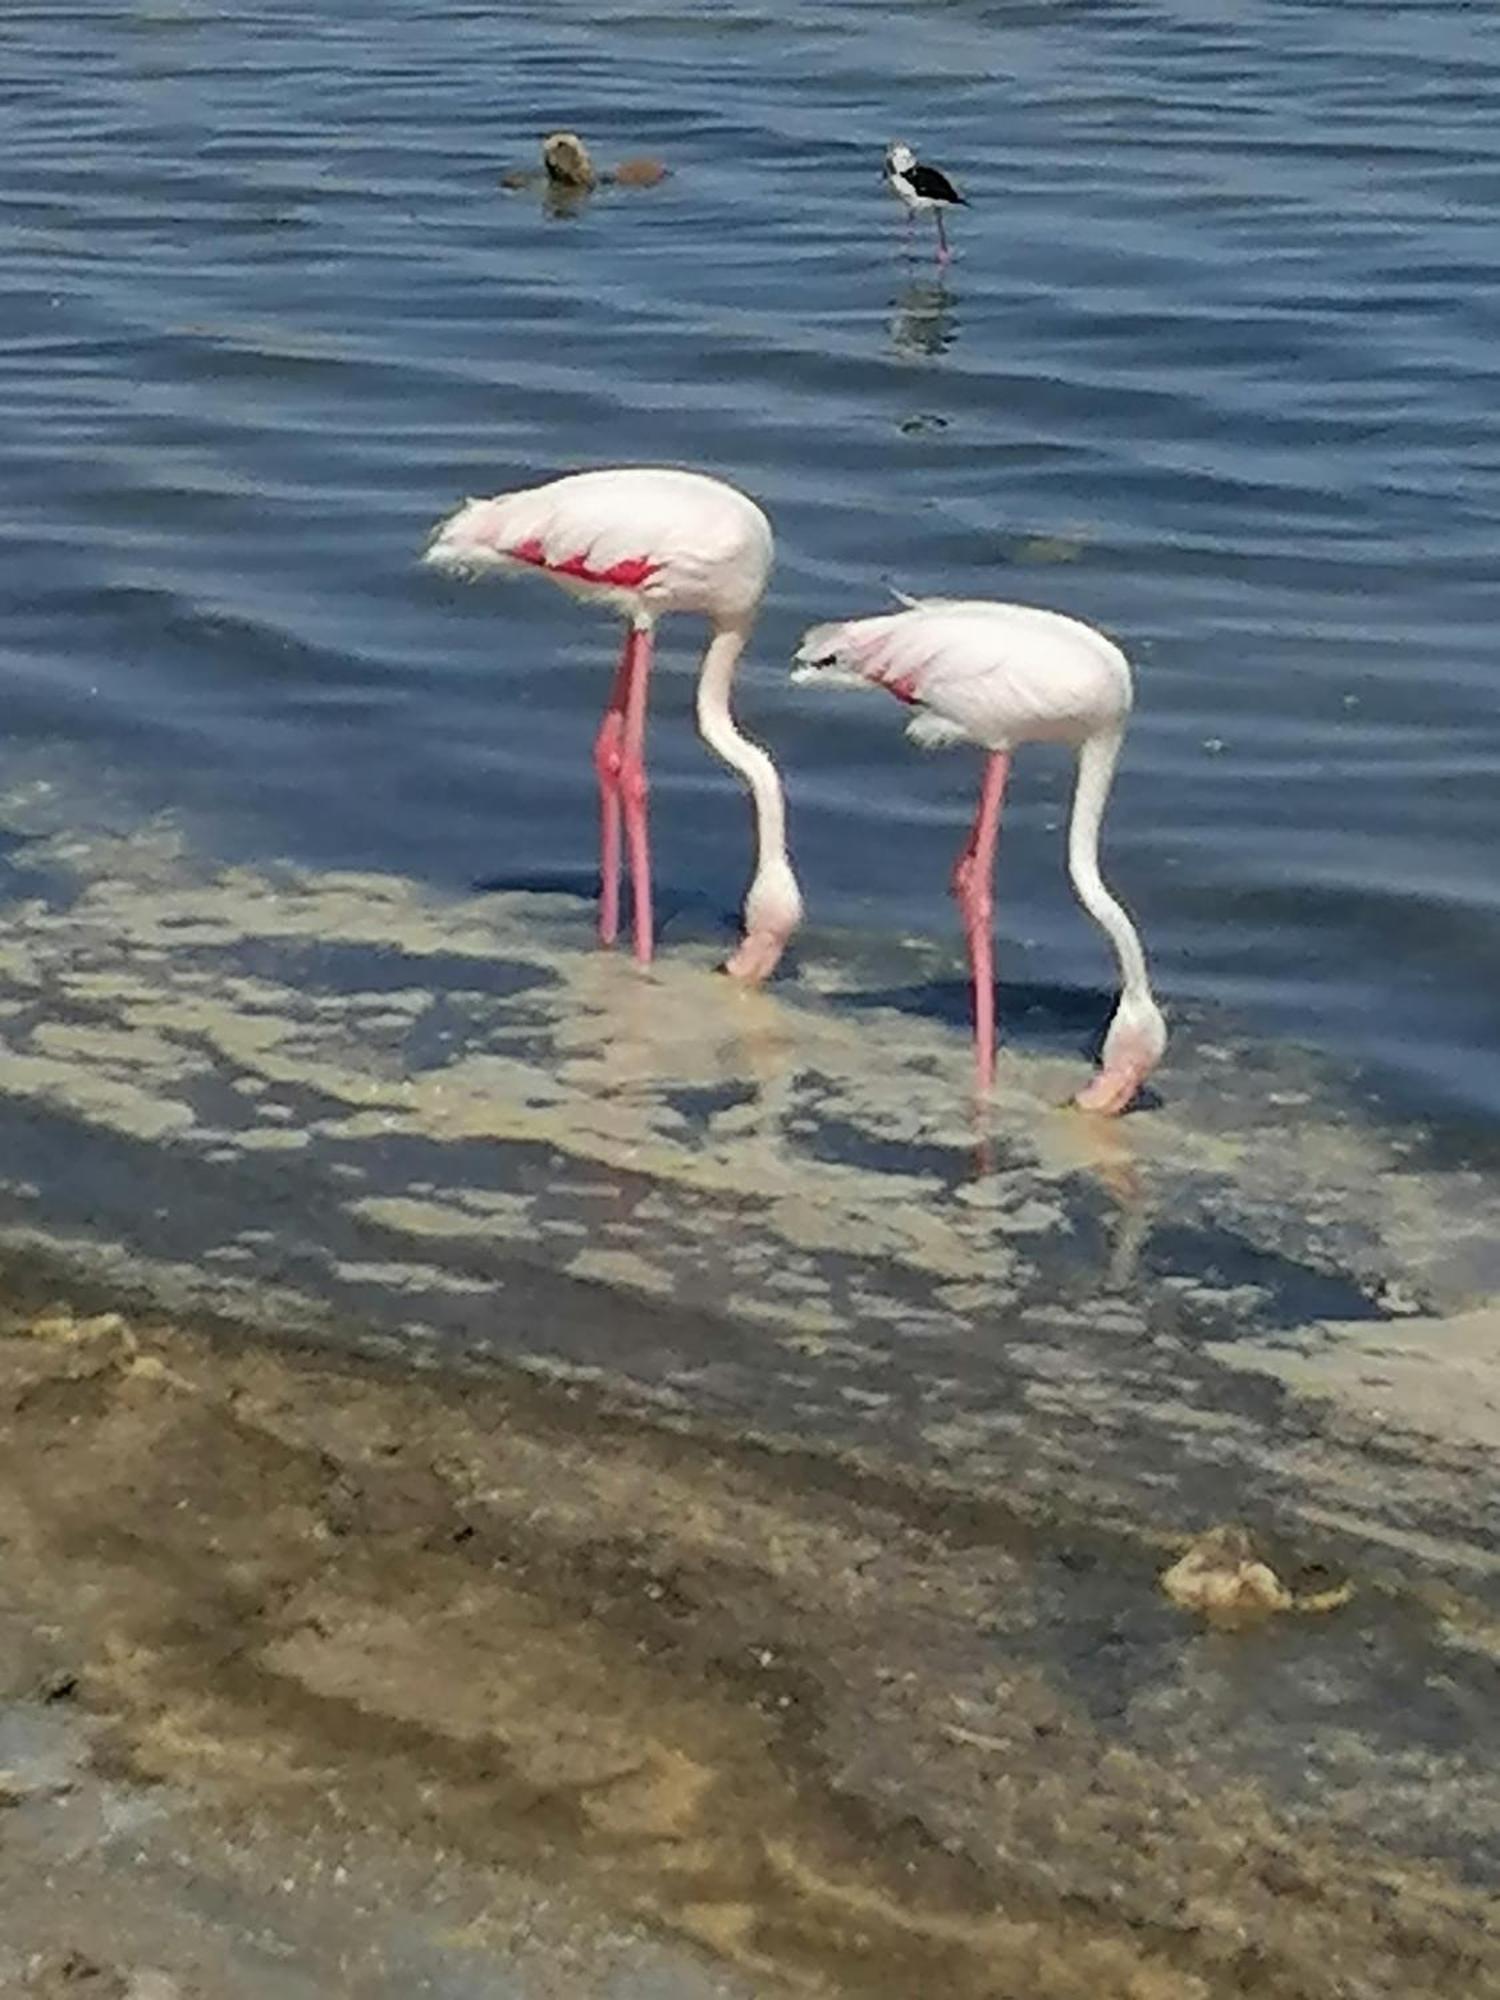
[{"x1": 4, "y1": 0, "x2": 1500, "y2": 1124}]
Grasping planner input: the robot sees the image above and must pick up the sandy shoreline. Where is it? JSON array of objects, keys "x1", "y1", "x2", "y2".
[{"x1": 0, "y1": 1255, "x2": 1495, "y2": 1999}]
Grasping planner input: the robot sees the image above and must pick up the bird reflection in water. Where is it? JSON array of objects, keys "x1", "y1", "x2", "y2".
[{"x1": 889, "y1": 279, "x2": 959, "y2": 360}]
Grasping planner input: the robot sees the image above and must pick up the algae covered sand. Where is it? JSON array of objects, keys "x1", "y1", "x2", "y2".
[
  {"x1": 0, "y1": 785, "x2": 1496, "y2": 1991},
  {"x1": 0, "y1": 790, "x2": 1493, "y2": 1565}
]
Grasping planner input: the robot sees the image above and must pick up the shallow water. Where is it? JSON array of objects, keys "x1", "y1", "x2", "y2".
[
  {"x1": 5, "y1": 0, "x2": 1500, "y2": 1132},
  {"x1": 0, "y1": 800, "x2": 1497, "y2": 1607}
]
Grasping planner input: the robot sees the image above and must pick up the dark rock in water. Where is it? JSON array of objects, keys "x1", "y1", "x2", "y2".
[
  {"x1": 500, "y1": 133, "x2": 669, "y2": 197},
  {"x1": 542, "y1": 131, "x2": 597, "y2": 190}
]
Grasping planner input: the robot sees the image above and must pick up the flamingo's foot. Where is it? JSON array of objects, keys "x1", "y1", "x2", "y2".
[
  {"x1": 1074, "y1": 1061, "x2": 1150, "y2": 1117},
  {"x1": 722, "y1": 928, "x2": 789, "y2": 984}
]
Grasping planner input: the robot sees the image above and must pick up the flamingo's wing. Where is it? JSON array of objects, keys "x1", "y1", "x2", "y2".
[
  {"x1": 426, "y1": 479, "x2": 667, "y2": 585},
  {"x1": 794, "y1": 608, "x2": 993, "y2": 749},
  {"x1": 795, "y1": 603, "x2": 1129, "y2": 749},
  {"x1": 426, "y1": 470, "x2": 770, "y2": 621}
]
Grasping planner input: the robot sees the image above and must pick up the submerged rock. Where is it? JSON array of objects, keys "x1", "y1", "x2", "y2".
[
  {"x1": 611, "y1": 155, "x2": 669, "y2": 188},
  {"x1": 22, "y1": 1962, "x2": 182, "y2": 2000},
  {"x1": 1160, "y1": 1524, "x2": 1353, "y2": 1627}
]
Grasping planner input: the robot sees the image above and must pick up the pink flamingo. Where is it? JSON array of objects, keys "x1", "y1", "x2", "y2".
[
  {"x1": 793, "y1": 597, "x2": 1166, "y2": 1114},
  {"x1": 426, "y1": 467, "x2": 803, "y2": 983}
]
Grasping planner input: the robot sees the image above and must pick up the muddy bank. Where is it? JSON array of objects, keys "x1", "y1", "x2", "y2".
[{"x1": 0, "y1": 1274, "x2": 1495, "y2": 1999}]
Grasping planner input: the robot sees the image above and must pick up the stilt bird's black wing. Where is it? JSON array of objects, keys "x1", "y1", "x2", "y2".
[{"x1": 909, "y1": 162, "x2": 966, "y2": 204}]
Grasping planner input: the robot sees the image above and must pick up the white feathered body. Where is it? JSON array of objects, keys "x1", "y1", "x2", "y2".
[
  {"x1": 794, "y1": 600, "x2": 1132, "y2": 752},
  {"x1": 884, "y1": 143, "x2": 965, "y2": 219},
  {"x1": 794, "y1": 594, "x2": 1164, "y2": 1111},
  {"x1": 425, "y1": 467, "x2": 772, "y2": 627},
  {"x1": 888, "y1": 170, "x2": 935, "y2": 218}
]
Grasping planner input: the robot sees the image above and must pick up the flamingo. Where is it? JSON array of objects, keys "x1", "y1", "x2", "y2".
[
  {"x1": 425, "y1": 467, "x2": 803, "y2": 982},
  {"x1": 793, "y1": 597, "x2": 1166, "y2": 1114}
]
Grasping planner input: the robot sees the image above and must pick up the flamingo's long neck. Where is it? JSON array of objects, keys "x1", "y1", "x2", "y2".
[
  {"x1": 695, "y1": 623, "x2": 803, "y2": 979},
  {"x1": 1066, "y1": 726, "x2": 1152, "y2": 1004}
]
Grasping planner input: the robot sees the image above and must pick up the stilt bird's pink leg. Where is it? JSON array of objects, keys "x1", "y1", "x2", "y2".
[
  {"x1": 936, "y1": 209, "x2": 951, "y2": 266},
  {"x1": 592, "y1": 631, "x2": 636, "y2": 946},
  {"x1": 619, "y1": 625, "x2": 655, "y2": 964},
  {"x1": 950, "y1": 751, "x2": 1010, "y2": 1092}
]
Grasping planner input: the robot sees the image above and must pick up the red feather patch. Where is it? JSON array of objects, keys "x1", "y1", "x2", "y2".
[{"x1": 506, "y1": 539, "x2": 658, "y2": 589}]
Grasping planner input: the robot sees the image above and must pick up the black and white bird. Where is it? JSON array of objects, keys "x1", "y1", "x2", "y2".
[{"x1": 884, "y1": 142, "x2": 967, "y2": 265}]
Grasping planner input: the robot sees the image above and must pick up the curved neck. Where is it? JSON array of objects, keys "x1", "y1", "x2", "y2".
[
  {"x1": 1067, "y1": 727, "x2": 1151, "y2": 1001},
  {"x1": 695, "y1": 624, "x2": 791, "y2": 879}
]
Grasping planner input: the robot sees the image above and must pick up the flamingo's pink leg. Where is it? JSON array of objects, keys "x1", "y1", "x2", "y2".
[
  {"x1": 619, "y1": 625, "x2": 655, "y2": 964},
  {"x1": 592, "y1": 631, "x2": 636, "y2": 945},
  {"x1": 950, "y1": 751, "x2": 1010, "y2": 1092},
  {"x1": 936, "y1": 209, "x2": 951, "y2": 266}
]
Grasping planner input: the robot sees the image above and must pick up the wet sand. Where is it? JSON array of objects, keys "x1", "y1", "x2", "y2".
[{"x1": 0, "y1": 1264, "x2": 1496, "y2": 1999}]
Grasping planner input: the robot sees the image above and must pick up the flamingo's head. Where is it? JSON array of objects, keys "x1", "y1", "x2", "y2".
[
  {"x1": 1074, "y1": 988, "x2": 1166, "y2": 1116},
  {"x1": 723, "y1": 857, "x2": 803, "y2": 985}
]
